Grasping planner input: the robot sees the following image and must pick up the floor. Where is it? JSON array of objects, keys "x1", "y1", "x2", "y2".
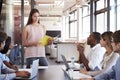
[{"x1": 17, "y1": 55, "x2": 64, "y2": 68}]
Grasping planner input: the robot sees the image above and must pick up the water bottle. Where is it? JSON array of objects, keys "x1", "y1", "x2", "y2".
[{"x1": 70, "y1": 55, "x2": 75, "y2": 68}]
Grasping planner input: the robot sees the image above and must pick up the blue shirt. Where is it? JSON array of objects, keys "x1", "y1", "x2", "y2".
[
  {"x1": 95, "y1": 57, "x2": 120, "y2": 80},
  {"x1": 0, "y1": 52, "x2": 10, "y2": 62},
  {"x1": 0, "y1": 58, "x2": 16, "y2": 80}
]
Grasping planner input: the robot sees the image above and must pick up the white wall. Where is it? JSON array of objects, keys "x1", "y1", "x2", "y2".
[{"x1": 41, "y1": 20, "x2": 62, "y2": 30}]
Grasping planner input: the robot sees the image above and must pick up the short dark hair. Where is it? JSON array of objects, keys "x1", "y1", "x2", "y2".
[
  {"x1": 113, "y1": 30, "x2": 120, "y2": 44},
  {"x1": 0, "y1": 36, "x2": 11, "y2": 54},
  {"x1": 0, "y1": 31, "x2": 7, "y2": 43},
  {"x1": 92, "y1": 32, "x2": 101, "y2": 43}
]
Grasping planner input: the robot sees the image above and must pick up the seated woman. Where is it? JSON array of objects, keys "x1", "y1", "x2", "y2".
[
  {"x1": 0, "y1": 36, "x2": 18, "y2": 70},
  {"x1": 80, "y1": 31, "x2": 119, "y2": 76}
]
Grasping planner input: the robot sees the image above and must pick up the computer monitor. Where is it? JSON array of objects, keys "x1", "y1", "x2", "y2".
[{"x1": 46, "y1": 30, "x2": 61, "y2": 37}]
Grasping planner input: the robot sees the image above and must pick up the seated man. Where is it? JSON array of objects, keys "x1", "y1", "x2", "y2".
[
  {"x1": 77, "y1": 32, "x2": 106, "y2": 71},
  {"x1": 0, "y1": 31, "x2": 30, "y2": 80},
  {"x1": 80, "y1": 30, "x2": 120, "y2": 80}
]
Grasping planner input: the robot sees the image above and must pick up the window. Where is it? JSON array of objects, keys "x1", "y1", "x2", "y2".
[
  {"x1": 82, "y1": 5, "x2": 90, "y2": 39},
  {"x1": 96, "y1": 13, "x2": 107, "y2": 33},
  {"x1": 117, "y1": 0, "x2": 120, "y2": 29},
  {"x1": 95, "y1": 0, "x2": 108, "y2": 33},
  {"x1": 82, "y1": 16, "x2": 90, "y2": 39},
  {"x1": 96, "y1": 0, "x2": 105, "y2": 10},
  {"x1": 110, "y1": 0, "x2": 116, "y2": 31},
  {"x1": 64, "y1": 16, "x2": 69, "y2": 39},
  {"x1": 69, "y1": 10, "x2": 77, "y2": 39}
]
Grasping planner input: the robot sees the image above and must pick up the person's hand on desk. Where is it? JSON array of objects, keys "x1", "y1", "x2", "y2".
[
  {"x1": 80, "y1": 78, "x2": 94, "y2": 80},
  {"x1": 15, "y1": 71, "x2": 30, "y2": 77},
  {"x1": 80, "y1": 68, "x2": 88, "y2": 74}
]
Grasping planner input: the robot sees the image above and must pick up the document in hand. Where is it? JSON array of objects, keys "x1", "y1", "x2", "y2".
[{"x1": 39, "y1": 35, "x2": 52, "y2": 46}]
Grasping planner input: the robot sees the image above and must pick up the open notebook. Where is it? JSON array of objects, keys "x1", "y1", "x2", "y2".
[{"x1": 15, "y1": 59, "x2": 39, "y2": 79}]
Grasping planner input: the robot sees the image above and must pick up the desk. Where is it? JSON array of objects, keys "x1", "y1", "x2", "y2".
[
  {"x1": 15, "y1": 65, "x2": 91, "y2": 80},
  {"x1": 15, "y1": 66, "x2": 64, "y2": 80},
  {"x1": 37, "y1": 66, "x2": 64, "y2": 80}
]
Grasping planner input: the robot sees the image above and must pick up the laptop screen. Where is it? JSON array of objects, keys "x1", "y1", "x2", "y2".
[
  {"x1": 62, "y1": 69, "x2": 72, "y2": 80},
  {"x1": 61, "y1": 55, "x2": 70, "y2": 71}
]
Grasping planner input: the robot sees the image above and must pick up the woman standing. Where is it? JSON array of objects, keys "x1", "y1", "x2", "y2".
[{"x1": 22, "y1": 8, "x2": 49, "y2": 68}]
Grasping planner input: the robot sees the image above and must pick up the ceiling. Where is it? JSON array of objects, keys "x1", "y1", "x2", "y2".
[{"x1": 3, "y1": 0, "x2": 89, "y2": 21}]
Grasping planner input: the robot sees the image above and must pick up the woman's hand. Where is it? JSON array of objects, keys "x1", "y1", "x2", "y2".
[
  {"x1": 80, "y1": 78, "x2": 94, "y2": 80},
  {"x1": 47, "y1": 38, "x2": 54, "y2": 45},
  {"x1": 80, "y1": 68, "x2": 88, "y2": 74}
]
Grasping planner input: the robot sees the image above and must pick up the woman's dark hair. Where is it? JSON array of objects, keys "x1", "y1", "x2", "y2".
[
  {"x1": 27, "y1": 8, "x2": 40, "y2": 25},
  {"x1": 0, "y1": 31, "x2": 7, "y2": 43},
  {"x1": 0, "y1": 36, "x2": 11, "y2": 54}
]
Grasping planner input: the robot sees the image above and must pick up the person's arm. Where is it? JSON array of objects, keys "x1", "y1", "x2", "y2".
[
  {"x1": 0, "y1": 60, "x2": 16, "y2": 79},
  {"x1": 77, "y1": 43, "x2": 90, "y2": 70},
  {"x1": 94, "y1": 72, "x2": 115, "y2": 80},
  {"x1": 0, "y1": 73, "x2": 16, "y2": 80},
  {"x1": 80, "y1": 70, "x2": 115, "y2": 80},
  {"x1": 3, "y1": 61, "x2": 18, "y2": 70},
  {"x1": 80, "y1": 52, "x2": 90, "y2": 70},
  {"x1": 22, "y1": 26, "x2": 39, "y2": 47},
  {"x1": 86, "y1": 53, "x2": 119, "y2": 76},
  {"x1": 0, "y1": 71, "x2": 30, "y2": 80}
]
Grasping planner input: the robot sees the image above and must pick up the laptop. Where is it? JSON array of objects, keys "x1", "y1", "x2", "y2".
[
  {"x1": 62, "y1": 68, "x2": 91, "y2": 80},
  {"x1": 15, "y1": 59, "x2": 39, "y2": 79},
  {"x1": 61, "y1": 54, "x2": 80, "y2": 71}
]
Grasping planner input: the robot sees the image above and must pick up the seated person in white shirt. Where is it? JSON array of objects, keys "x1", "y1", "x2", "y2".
[
  {"x1": 0, "y1": 36, "x2": 18, "y2": 70},
  {"x1": 80, "y1": 31, "x2": 119, "y2": 76},
  {"x1": 0, "y1": 31, "x2": 30, "y2": 80},
  {"x1": 77, "y1": 32, "x2": 106, "y2": 71}
]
